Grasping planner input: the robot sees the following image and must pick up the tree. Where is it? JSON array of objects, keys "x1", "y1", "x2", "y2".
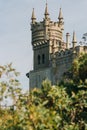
[
  {"x1": 0, "y1": 63, "x2": 22, "y2": 130},
  {"x1": 0, "y1": 54, "x2": 87, "y2": 130},
  {"x1": 64, "y1": 53, "x2": 87, "y2": 84}
]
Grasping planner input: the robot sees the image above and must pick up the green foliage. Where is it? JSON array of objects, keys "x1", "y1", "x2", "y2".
[
  {"x1": 69, "y1": 54, "x2": 87, "y2": 84},
  {"x1": 0, "y1": 54, "x2": 87, "y2": 129}
]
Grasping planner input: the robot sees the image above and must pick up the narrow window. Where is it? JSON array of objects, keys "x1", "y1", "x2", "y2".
[
  {"x1": 42, "y1": 54, "x2": 45, "y2": 64},
  {"x1": 38, "y1": 55, "x2": 40, "y2": 65}
]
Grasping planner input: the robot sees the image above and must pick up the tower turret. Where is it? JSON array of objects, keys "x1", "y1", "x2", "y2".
[
  {"x1": 58, "y1": 8, "x2": 63, "y2": 20},
  {"x1": 72, "y1": 31, "x2": 77, "y2": 48},
  {"x1": 44, "y1": 3, "x2": 50, "y2": 39},
  {"x1": 30, "y1": 4, "x2": 64, "y2": 71},
  {"x1": 58, "y1": 8, "x2": 64, "y2": 30},
  {"x1": 44, "y1": 3, "x2": 49, "y2": 20},
  {"x1": 31, "y1": 8, "x2": 36, "y2": 24}
]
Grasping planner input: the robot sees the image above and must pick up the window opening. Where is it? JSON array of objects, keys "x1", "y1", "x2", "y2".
[
  {"x1": 42, "y1": 54, "x2": 45, "y2": 64},
  {"x1": 38, "y1": 55, "x2": 40, "y2": 65}
]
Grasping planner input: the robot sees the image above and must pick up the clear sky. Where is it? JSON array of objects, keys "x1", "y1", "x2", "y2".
[{"x1": 0, "y1": 0, "x2": 87, "y2": 90}]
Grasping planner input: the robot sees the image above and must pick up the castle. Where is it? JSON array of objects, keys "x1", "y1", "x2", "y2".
[{"x1": 26, "y1": 3, "x2": 87, "y2": 89}]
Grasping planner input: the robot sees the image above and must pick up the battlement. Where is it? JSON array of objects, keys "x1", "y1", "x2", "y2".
[
  {"x1": 50, "y1": 46, "x2": 87, "y2": 67},
  {"x1": 50, "y1": 48, "x2": 73, "y2": 61},
  {"x1": 31, "y1": 20, "x2": 63, "y2": 47},
  {"x1": 31, "y1": 21, "x2": 60, "y2": 30}
]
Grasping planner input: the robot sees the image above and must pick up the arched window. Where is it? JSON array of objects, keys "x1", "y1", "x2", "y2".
[
  {"x1": 42, "y1": 54, "x2": 45, "y2": 64},
  {"x1": 38, "y1": 55, "x2": 40, "y2": 65}
]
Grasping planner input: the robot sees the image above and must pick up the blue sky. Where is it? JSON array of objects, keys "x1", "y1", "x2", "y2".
[{"x1": 0, "y1": 0, "x2": 87, "y2": 90}]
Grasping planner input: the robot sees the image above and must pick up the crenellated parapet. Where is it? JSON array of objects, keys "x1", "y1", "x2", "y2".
[
  {"x1": 31, "y1": 20, "x2": 63, "y2": 46},
  {"x1": 50, "y1": 48, "x2": 73, "y2": 62},
  {"x1": 50, "y1": 45, "x2": 87, "y2": 69}
]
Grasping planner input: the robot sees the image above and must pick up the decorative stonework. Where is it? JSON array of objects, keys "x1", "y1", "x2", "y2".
[{"x1": 27, "y1": 4, "x2": 87, "y2": 89}]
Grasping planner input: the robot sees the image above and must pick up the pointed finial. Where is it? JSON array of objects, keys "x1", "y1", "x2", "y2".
[
  {"x1": 31, "y1": 8, "x2": 36, "y2": 24},
  {"x1": 58, "y1": 8, "x2": 64, "y2": 30},
  {"x1": 58, "y1": 8, "x2": 63, "y2": 20},
  {"x1": 72, "y1": 31, "x2": 77, "y2": 48},
  {"x1": 44, "y1": 2, "x2": 49, "y2": 19}
]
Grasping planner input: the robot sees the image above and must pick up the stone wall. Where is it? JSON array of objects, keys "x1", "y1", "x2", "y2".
[{"x1": 29, "y1": 67, "x2": 52, "y2": 89}]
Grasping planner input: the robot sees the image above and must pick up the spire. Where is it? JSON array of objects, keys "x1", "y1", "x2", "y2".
[
  {"x1": 58, "y1": 8, "x2": 64, "y2": 30},
  {"x1": 31, "y1": 8, "x2": 36, "y2": 24},
  {"x1": 44, "y1": 3, "x2": 49, "y2": 19},
  {"x1": 58, "y1": 8, "x2": 63, "y2": 21},
  {"x1": 72, "y1": 31, "x2": 77, "y2": 48}
]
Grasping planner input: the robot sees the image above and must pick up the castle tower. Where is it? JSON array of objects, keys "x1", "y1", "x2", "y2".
[
  {"x1": 31, "y1": 3, "x2": 65, "y2": 71},
  {"x1": 26, "y1": 4, "x2": 87, "y2": 89},
  {"x1": 31, "y1": 3, "x2": 50, "y2": 71},
  {"x1": 28, "y1": 3, "x2": 66, "y2": 88}
]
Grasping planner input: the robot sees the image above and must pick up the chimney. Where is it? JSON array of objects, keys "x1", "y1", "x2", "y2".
[
  {"x1": 66, "y1": 33, "x2": 70, "y2": 49},
  {"x1": 72, "y1": 31, "x2": 77, "y2": 48}
]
